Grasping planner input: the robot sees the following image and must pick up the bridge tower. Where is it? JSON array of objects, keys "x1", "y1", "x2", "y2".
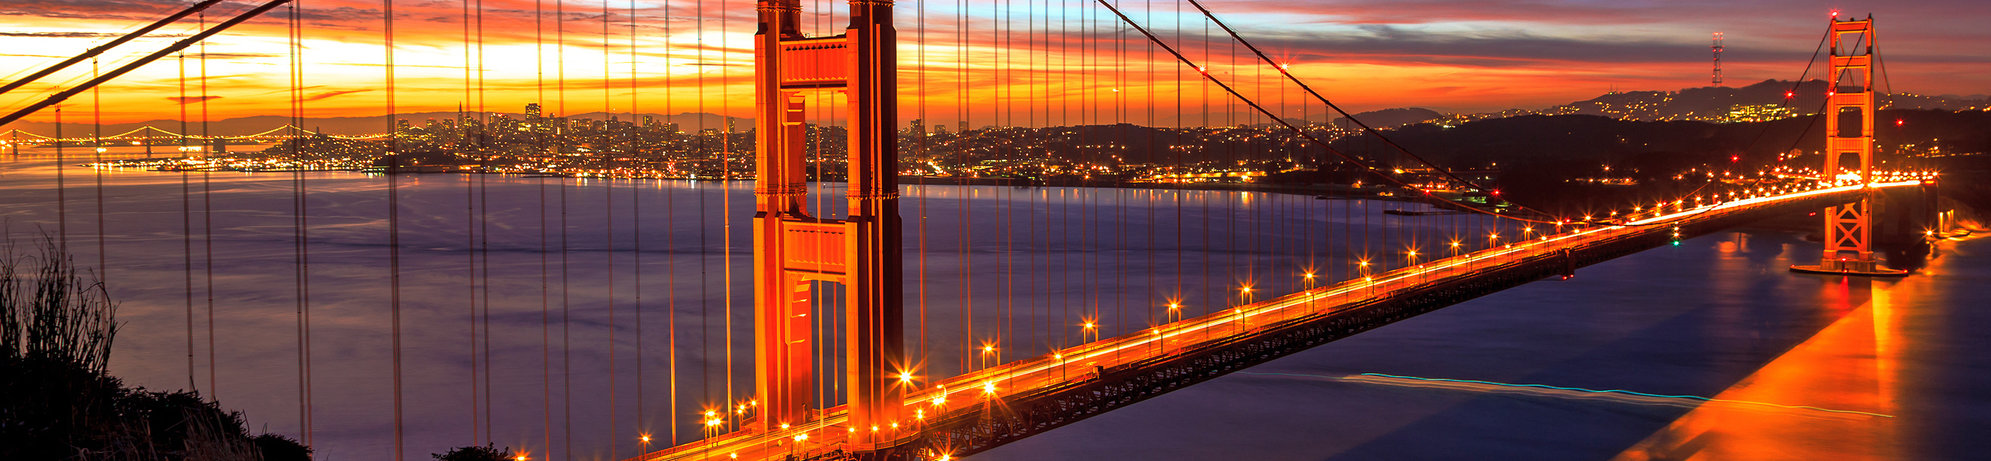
[
  {"x1": 751, "y1": 0, "x2": 908, "y2": 451},
  {"x1": 1793, "y1": 15, "x2": 1904, "y2": 276}
]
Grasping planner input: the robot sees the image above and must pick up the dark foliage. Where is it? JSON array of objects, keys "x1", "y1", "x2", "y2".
[
  {"x1": 255, "y1": 434, "x2": 313, "y2": 461},
  {"x1": 433, "y1": 444, "x2": 512, "y2": 461},
  {"x1": 0, "y1": 235, "x2": 306, "y2": 460}
]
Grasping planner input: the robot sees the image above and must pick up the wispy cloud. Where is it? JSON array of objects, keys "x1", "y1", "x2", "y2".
[{"x1": 304, "y1": 89, "x2": 370, "y2": 101}]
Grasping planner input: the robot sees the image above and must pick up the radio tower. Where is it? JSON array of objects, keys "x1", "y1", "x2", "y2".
[{"x1": 1711, "y1": 32, "x2": 1725, "y2": 85}]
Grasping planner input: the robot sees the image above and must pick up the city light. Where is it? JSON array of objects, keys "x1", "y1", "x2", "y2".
[{"x1": 0, "y1": 4, "x2": 1950, "y2": 458}]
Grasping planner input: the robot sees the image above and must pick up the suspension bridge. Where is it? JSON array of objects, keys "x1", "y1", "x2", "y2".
[{"x1": 0, "y1": 1, "x2": 1949, "y2": 460}]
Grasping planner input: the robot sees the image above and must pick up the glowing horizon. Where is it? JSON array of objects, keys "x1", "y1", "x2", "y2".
[{"x1": 2, "y1": 0, "x2": 1986, "y2": 128}]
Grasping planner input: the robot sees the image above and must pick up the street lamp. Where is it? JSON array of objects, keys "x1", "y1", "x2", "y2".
[{"x1": 1406, "y1": 249, "x2": 1421, "y2": 283}]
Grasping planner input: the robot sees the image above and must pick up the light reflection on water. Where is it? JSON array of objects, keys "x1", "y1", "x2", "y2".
[
  {"x1": 977, "y1": 215, "x2": 1990, "y2": 460},
  {"x1": 4, "y1": 149, "x2": 1520, "y2": 460},
  {"x1": 7, "y1": 148, "x2": 1984, "y2": 460}
]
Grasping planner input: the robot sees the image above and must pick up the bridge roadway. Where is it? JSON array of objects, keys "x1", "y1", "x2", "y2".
[{"x1": 634, "y1": 180, "x2": 1923, "y2": 461}]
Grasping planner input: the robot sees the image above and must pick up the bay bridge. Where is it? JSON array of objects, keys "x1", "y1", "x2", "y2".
[{"x1": 0, "y1": 1, "x2": 1948, "y2": 460}]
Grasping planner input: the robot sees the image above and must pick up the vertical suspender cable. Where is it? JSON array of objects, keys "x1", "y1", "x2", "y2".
[
  {"x1": 535, "y1": 0, "x2": 554, "y2": 454},
  {"x1": 383, "y1": 0, "x2": 404, "y2": 457},
  {"x1": 601, "y1": 0, "x2": 618, "y2": 453},
  {"x1": 663, "y1": 0, "x2": 679, "y2": 443},
  {"x1": 627, "y1": 0, "x2": 642, "y2": 443},
  {"x1": 556, "y1": 0, "x2": 574, "y2": 454},
  {"x1": 92, "y1": 58, "x2": 107, "y2": 284},
  {"x1": 200, "y1": 29, "x2": 219, "y2": 402},
  {"x1": 916, "y1": 0, "x2": 927, "y2": 389},
  {"x1": 474, "y1": 0, "x2": 494, "y2": 442},
  {"x1": 717, "y1": 0, "x2": 735, "y2": 428},
  {"x1": 627, "y1": 0, "x2": 643, "y2": 444},
  {"x1": 461, "y1": 0, "x2": 480, "y2": 444},
  {"x1": 957, "y1": 0, "x2": 971, "y2": 377},
  {"x1": 695, "y1": 0, "x2": 710, "y2": 432},
  {"x1": 174, "y1": 51, "x2": 193, "y2": 393},
  {"x1": 287, "y1": 0, "x2": 314, "y2": 444}
]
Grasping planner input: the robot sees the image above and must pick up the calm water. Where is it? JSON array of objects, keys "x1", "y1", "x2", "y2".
[{"x1": 3, "y1": 148, "x2": 1985, "y2": 460}]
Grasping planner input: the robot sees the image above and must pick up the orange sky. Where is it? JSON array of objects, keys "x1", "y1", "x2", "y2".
[{"x1": 2, "y1": 0, "x2": 1986, "y2": 128}]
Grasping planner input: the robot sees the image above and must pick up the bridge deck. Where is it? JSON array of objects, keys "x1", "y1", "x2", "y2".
[{"x1": 633, "y1": 181, "x2": 1921, "y2": 461}]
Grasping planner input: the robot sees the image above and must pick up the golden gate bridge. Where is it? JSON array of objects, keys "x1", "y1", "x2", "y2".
[{"x1": 0, "y1": 1, "x2": 1946, "y2": 460}]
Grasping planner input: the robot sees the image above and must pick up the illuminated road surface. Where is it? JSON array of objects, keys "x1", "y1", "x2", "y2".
[{"x1": 634, "y1": 180, "x2": 1924, "y2": 461}]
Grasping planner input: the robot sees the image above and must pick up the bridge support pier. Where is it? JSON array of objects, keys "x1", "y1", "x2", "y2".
[
  {"x1": 1792, "y1": 14, "x2": 1906, "y2": 277},
  {"x1": 751, "y1": 0, "x2": 910, "y2": 452}
]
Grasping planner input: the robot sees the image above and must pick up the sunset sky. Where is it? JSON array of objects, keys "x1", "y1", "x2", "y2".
[{"x1": 2, "y1": 0, "x2": 1986, "y2": 129}]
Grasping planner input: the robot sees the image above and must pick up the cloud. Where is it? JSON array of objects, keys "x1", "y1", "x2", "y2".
[
  {"x1": 1214, "y1": 0, "x2": 1679, "y2": 26},
  {"x1": 0, "y1": 0, "x2": 201, "y2": 21},
  {"x1": 190, "y1": 52, "x2": 282, "y2": 60},
  {"x1": 304, "y1": 89, "x2": 370, "y2": 101},
  {"x1": 1188, "y1": 25, "x2": 1715, "y2": 69},
  {"x1": 0, "y1": 31, "x2": 121, "y2": 38}
]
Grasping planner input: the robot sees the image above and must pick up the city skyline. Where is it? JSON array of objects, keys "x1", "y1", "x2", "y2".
[{"x1": 2, "y1": 0, "x2": 1987, "y2": 128}]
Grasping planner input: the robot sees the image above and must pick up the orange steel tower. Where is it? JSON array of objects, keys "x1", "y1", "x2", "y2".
[
  {"x1": 1793, "y1": 14, "x2": 1904, "y2": 276},
  {"x1": 751, "y1": 0, "x2": 908, "y2": 451}
]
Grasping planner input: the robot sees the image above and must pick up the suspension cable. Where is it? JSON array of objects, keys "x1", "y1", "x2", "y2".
[{"x1": 1095, "y1": 0, "x2": 1560, "y2": 225}]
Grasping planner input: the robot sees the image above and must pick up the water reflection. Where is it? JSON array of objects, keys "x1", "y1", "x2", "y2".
[{"x1": 1613, "y1": 259, "x2": 1925, "y2": 460}]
